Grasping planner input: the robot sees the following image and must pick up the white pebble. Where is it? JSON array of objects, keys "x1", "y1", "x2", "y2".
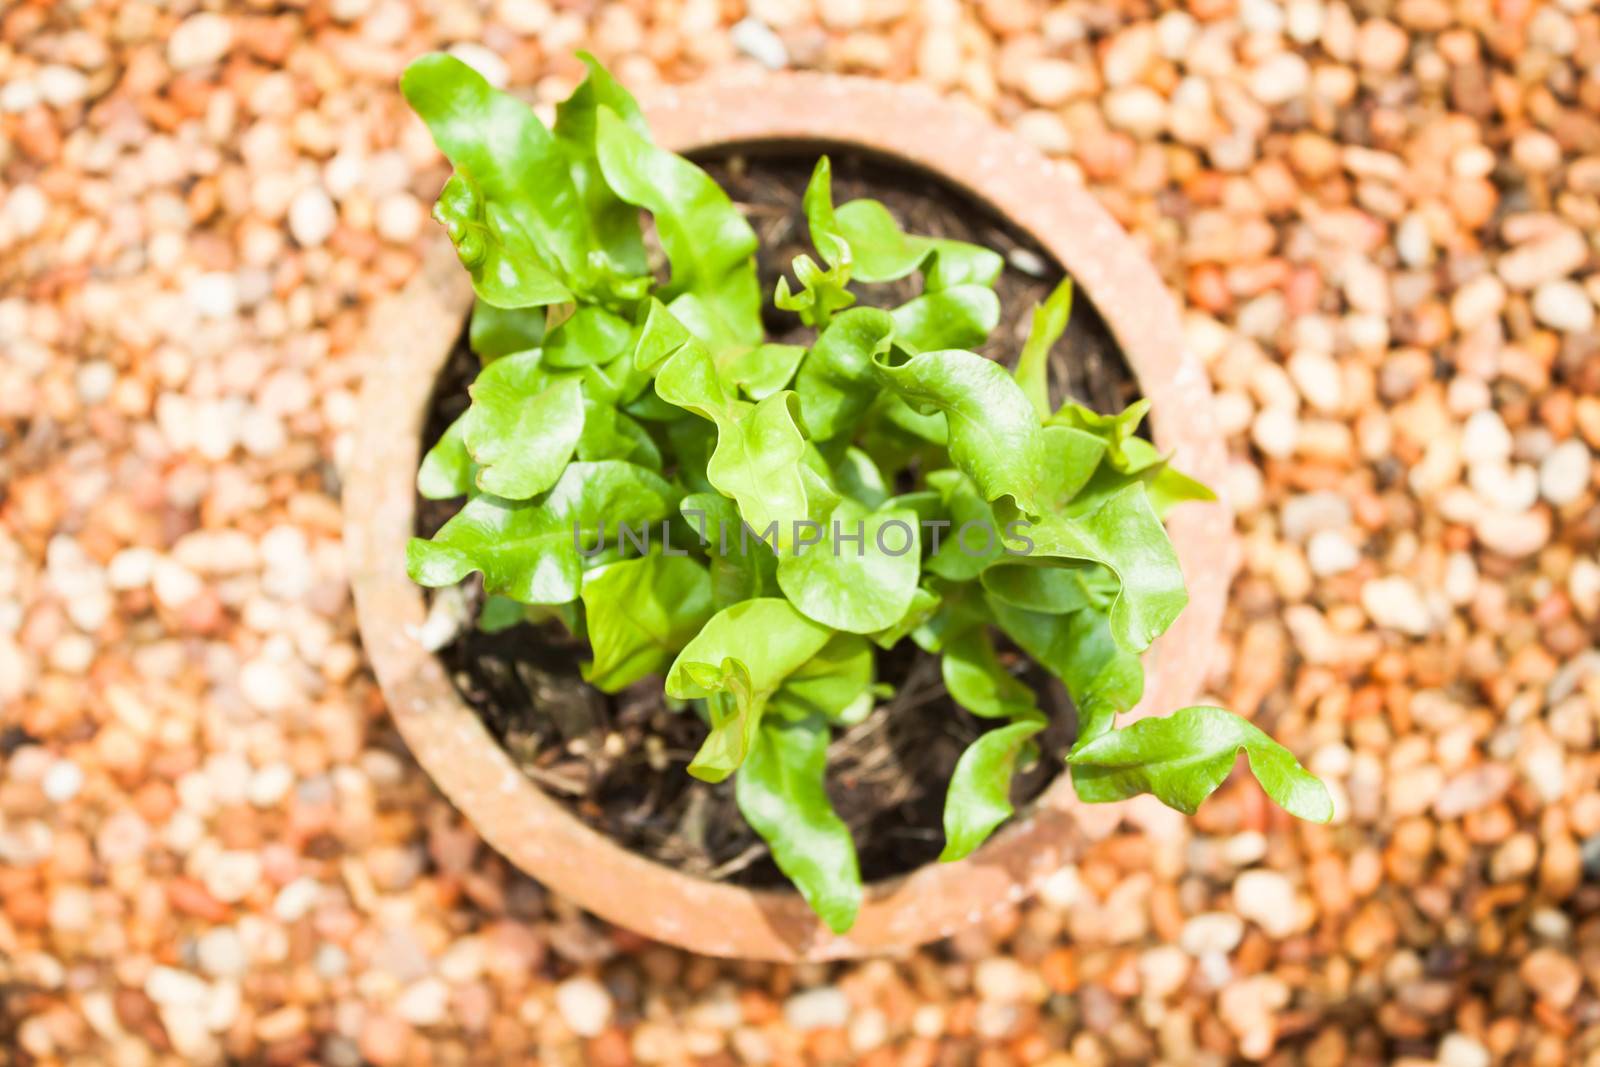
[
  {"x1": 186, "y1": 272, "x2": 239, "y2": 320},
  {"x1": 1539, "y1": 440, "x2": 1592, "y2": 506},
  {"x1": 1532, "y1": 279, "x2": 1595, "y2": 333},
  {"x1": 555, "y1": 976, "x2": 614, "y2": 1037},
  {"x1": 1307, "y1": 529, "x2": 1359, "y2": 576},
  {"x1": 1460, "y1": 409, "x2": 1512, "y2": 464},
  {"x1": 784, "y1": 986, "x2": 851, "y2": 1031},
  {"x1": 168, "y1": 13, "x2": 233, "y2": 71},
  {"x1": 288, "y1": 186, "x2": 337, "y2": 248},
  {"x1": 731, "y1": 17, "x2": 790, "y2": 69},
  {"x1": 41, "y1": 760, "x2": 84, "y2": 803},
  {"x1": 1361, "y1": 575, "x2": 1434, "y2": 635},
  {"x1": 1232, "y1": 869, "x2": 1299, "y2": 938},
  {"x1": 375, "y1": 193, "x2": 424, "y2": 244}
]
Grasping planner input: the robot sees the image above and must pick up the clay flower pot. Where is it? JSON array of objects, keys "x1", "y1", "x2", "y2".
[{"x1": 344, "y1": 70, "x2": 1237, "y2": 961}]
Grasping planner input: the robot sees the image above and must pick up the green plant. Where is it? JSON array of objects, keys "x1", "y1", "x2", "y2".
[{"x1": 401, "y1": 53, "x2": 1332, "y2": 934}]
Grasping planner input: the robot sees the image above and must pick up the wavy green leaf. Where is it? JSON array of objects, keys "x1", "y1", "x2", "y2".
[
  {"x1": 890, "y1": 285, "x2": 1000, "y2": 354},
  {"x1": 665, "y1": 599, "x2": 833, "y2": 782},
  {"x1": 776, "y1": 498, "x2": 921, "y2": 634},
  {"x1": 552, "y1": 52, "x2": 650, "y2": 281},
  {"x1": 775, "y1": 157, "x2": 856, "y2": 329},
  {"x1": 833, "y1": 198, "x2": 1003, "y2": 290},
  {"x1": 581, "y1": 554, "x2": 713, "y2": 691},
  {"x1": 469, "y1": 301, "x2": 545, "y2": 361},
  {"x1": 794, "y1": 307, "x2": 896, "y2": 442},
  {"x1": 736, "y1": 711, "x2": 861, "y2": 933},
  {"x1": 418, "y1": 411, "x2": 475, "y2": 500},
  {"x1": 401, "y1": 54, "x2": 582, "y2": 303},
  {"x1": 1014, "y1": 278, "x2": 1072, "y2": 419},
  {"x1": 988, "y1": 598, "x2": 1141, "y2": 750},
  {"x1": 1004, "y1": 483, "x2": 1186, "y2": 652},
  {"x1": 406, "y1": 461, "x2": 676, "y2": 604},
  {"x1": 1067, "y1": 705, "x2": 1334, "y2": 822},
  {"x1": 595, "y1": 107, "x2": 761, "y2": 346},
  {"x1": 771, "y1": 632, "x2": 877, "y2": 725},
  {"x1": 872, "y1": 348, "x2": 1046, "y2": 515},
  {"x1": 460, "y1": 352, "x2": 584, "y2": 499}
]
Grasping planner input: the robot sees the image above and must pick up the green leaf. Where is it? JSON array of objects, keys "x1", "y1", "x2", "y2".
[
  {"x1": 940, "y1": 719, "x2": 1044, "y2": 862},
  {"x1": 580, "y1": 554, "x2": 714, "y2": 692},
  {"x1": 940, "y1": 626, "x2": 1034, "y2": 720},
  {"x1": 595, "y1": 106, "x2": 761, "y2": 347},
  {"x1": 1048, "y1": 398, "x2": 1150, "y2": 471},
  {"x1": 427, "y1": 174, "x2": 573, "y2": 308},
  {"x1": 680, "y1": 491, "x2": 779, "y2": 608},
  {"x1": 776, "y1": 499, "x2": 921, "y2": 634},
  {"x1": 469, "y1": 301, "x2": 545, "y2": 361},
  {"x1": 401, "y1": 54, "x2": 581, "y2": 303},
  {"x1": 833, "y1": 447, "x2": 889, "y2": 510},
  {"x1": 721, "y1": 343, "x2": 807, "y2": 401},
  {"x1": 771, "y1": 633, "x2": 876, "y2": 725},
  {"x1": 988, "y1": 598, "x2": 1141, "y2": 750},
  {"x1": 890, "y1": 285, "x2": 1000, "y2": 353},
  {"x1": 922, "y1": 469, "x2": 1007, "y2": 583},
  {"x1": 543, "y1": 306, "x2": 635, "y2": 369},
  {"x1": 1005, "y1": 483, "x2": 1186, "y2": 652},
  {"x1": 793, "y1": 307, "x2": 896, "y2": 441},
  {"x1": 665, "y1": 599, "x2": 834, "y2": 782},
  {"x1": 833, "y1": 198, "x2": 1003, "y2": 289},
  {"x1": 1014, "y1": 278, "x2": 1072, "y2": 419},
  {"x1": 1039, "y1": 425, "x2": 1107, "y2": 509},
  {"x1": 937, "y1": 627, "x2": 1045, "y2": 861},
  {"x1": 418, "y1": 411, "x2": 475, "y2": 500},
  {"x1": 736, "y1": 711, "x2": 861, "y2": 933},
  {"x1": 866, "y1": 584, "x2": 941, "y2": 649},
  {"x1": 460, "y1": 352, "x2": 584, "y2": 499},
  {"x1": 552, "y1": 52, "x2": 650, "y2": 281},
  {"x1": 1067, "y1": 705, "x2": 1333, "y2": 823},
  {"x1": 872, "y1": 348, "x2": 1046, "y2": 515},
  {"x1": 774, "y1": 158, "x2": 856, "y2": 329},
  {"x1": 406, "y1": 461, "x2": 677, "y2": 604}
]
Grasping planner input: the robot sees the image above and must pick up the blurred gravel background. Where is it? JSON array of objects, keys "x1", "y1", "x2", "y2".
[{"x1": 2, "y1": 0, "x2": 1599, "y2": 1064}]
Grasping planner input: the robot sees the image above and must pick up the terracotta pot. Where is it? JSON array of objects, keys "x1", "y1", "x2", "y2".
[{"x1": 344, "y1": 70, "x2": 1237, "y2": 961}]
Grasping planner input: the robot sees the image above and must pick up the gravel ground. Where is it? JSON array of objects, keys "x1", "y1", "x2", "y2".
[{"x1": 2, "y1": 0, "x2": 1598, "y2": 1064}]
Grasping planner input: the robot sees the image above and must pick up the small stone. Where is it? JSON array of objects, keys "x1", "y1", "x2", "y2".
[
  {"x1": 358, "y1": 1014, "x2": 412, "y2": 1067},
  {"x1": 1474, "y1": 508, "x2": 1550, "y2": 558},
  {"x1": 1252, "y1": 407, "x2": 1299, "y2": 458},
  {"x1": 1286, "y1": 350, "x2": 1343, "y2": 412},
  {"x1": 273, "y1": 878, "x2": 320, "y2": 922},
  {"x1": 1439, "y1": 1033, "x2": 1492, "y2": 1067},
  {"x1": 196, "y1": 927, "x2": 248, "y2": 978},
  {"x1": 37, "y1": 66, "x2": 90, "y2": 107},
  {"x1": 240, "y1": 657, "x2": 296, "y2": 714},
  {"x1": 186, "y1": 272, "x2": 239, "y2": 320},
  {"x1": 1249, "y1": 52, "x2": 1310, "y2": 105},
  {"x1": 1450, "y1": 274, "x2": 1505, "y2": 331},
  {"x1": 1103, "y1": 86, "x2": 1166, "y2": 137},
  {"x1": 1540, "y1": 440, "x2": 1592, "y2": 505},
  {"x1": 1360, "y1": 576, "x2": 1433, "y2": 635},
  {"x1": 289, "y1": 186, "x2": 337, "y2": 248},
  {"x1": 375, "y1": 193, "x2": 424, "y2": 244},
  {"x1": 496, "y1": 0, "x2": 552, "y2": 34},
  {"x1": 1519, "y1": 948, "x2": 1582, "y2": 1009},
  {"x1": 1180, "y1": 912, "x2": 1244, "y2": 956},
  {"x1": 1497, "y1": 228, "x2": 1587, "y2": 290},
  {"x1": 1532, "y1": 279, "x2": 1595, "y2": 333},
  {"x1": 1020, "y1": 58, "x2": 1090, "y2": 107},
  {"x1": 1490, "y1": 833, "x2": 1538, "y2": 883},
  {"x1": 974, "y1": 957, "x2": 1031, "y2": 1003},
  {"x1": 202, "y1": 851, "x2": 262, "y2": 904},
  {"x1": 1461, "y1": 409, "x2": 1512, "y2": 464},
  {"x1": 554, "y1": 976, "x2": 613, "y2": 1038},
  {"x1": 396, "y1": 978, "x2": 449, "y2": 1027},
  {"x1": 1433, "y1": 765, "x2": 1513, "y2": 818},
  {"x1": 1307, "y1": 530, "x2": 1359, "y2": 576},
  {"x1": 783, "y1": 986, "x2": 850, "y2": 1031},
  {"x1": 1280, "y1": 491, "x2": 1351, "y2": 541},
  {"x1": 41, "y1": 760, "x2": 84, "y2": 803},
  {"x1": 1232, "y1": 869, "x2": 1299, "y2": 938},
  {"x1": 731, "y1": 17, "x2": 789, "y2": 69},
  {"x1": 1138, "y1": 945, "x2": 1192, "y2": 1000},
  {"x1": 168, "y1": 13, "x2": 233, "y2": 70}
]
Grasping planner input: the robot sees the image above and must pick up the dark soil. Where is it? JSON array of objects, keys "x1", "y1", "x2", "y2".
[{"x1": 415, "y1": 148, "x2": 1141, "y2": 887}]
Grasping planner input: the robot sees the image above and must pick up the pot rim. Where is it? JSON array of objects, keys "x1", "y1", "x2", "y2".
[{"x1": 344, "y1": 69, "x2": 1237, "y2": 961}]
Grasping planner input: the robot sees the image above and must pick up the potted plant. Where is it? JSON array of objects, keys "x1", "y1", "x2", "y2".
[{"x1": 344, "y1": 54, "x2": 1330, "y2": 961}]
